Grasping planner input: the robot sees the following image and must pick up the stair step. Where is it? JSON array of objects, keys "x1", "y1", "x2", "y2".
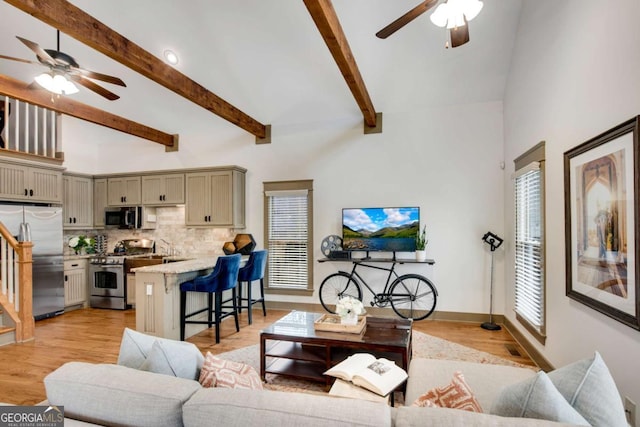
[{"x1": 0, "y1": 325, "x2": 15, "y2": 335}]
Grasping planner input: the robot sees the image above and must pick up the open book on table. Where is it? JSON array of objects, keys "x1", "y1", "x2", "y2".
[{"x1": 324, "y1": 353, "x2": 408, "y2": 396}]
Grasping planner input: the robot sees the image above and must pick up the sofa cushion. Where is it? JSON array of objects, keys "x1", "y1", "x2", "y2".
[
  {"x1": 44, "y1": 362, "x2": 201, "y2": 427},
  {"x1": 118, "y1": 327, "x2": 204, "y2": 380},
  {"x1": 547, "y1": 351, "x2": 626, "y2": 427},
  {"x1": 405, "y1": 359, "x2": 537, "y2": 411},
  {"x1": 395, "y1": 406, "x2": 581, "y2": 427},
  {"x1": 183, "y1": 387, "x2": 391, "y2": 427},
  {"x1": 411, "y1": 371, "x2": 482, "y2": 412},
  {"x1": 198, "y1": 352, "x2": 263, "y2": 390},
  {"x1": 490, "y1": 371, "x2": 589, "y2": 425}
]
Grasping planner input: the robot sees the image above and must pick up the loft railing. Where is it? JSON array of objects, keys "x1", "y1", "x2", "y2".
[
  {"x1": 0, "y1": 221, "x2": 34, "y2": 343},
  {"x1": 1, "y1": 95, "x2": 59, "y2": 160}
]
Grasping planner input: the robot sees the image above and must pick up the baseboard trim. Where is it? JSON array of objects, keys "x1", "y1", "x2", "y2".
[
  {"x1": 503, "y1": 317, "x2": 554, "y2": 372},
  {"x1": 264, "y1": 302, "x2": 504, "y2": 324}
]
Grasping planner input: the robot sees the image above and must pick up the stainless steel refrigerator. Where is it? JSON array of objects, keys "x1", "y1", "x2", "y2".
[{"x1": 0, "y1": 203, "x2": 64, "y2": 320}]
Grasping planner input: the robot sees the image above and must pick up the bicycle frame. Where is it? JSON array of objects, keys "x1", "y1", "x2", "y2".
[{"x1": 340, "y1": 260, "x2": 403, "y2": 305}]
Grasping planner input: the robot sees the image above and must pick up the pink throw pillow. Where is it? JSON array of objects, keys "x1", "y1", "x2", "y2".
[
  {"x1": 198, "y1": 352, "x2": 263, "y2": 390},
  {"x1": 411, "y1": 371, "x2": 483, "y2": 412}
]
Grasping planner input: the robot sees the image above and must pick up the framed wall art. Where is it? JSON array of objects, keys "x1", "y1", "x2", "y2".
[{"x1": 564, "y1": 116, "x2": 640, "y2": 329}]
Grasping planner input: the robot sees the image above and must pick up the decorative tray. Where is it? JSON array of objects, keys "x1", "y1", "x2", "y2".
[{"x1": 314, "y1": 314, "x2": 367, "y2": 334}]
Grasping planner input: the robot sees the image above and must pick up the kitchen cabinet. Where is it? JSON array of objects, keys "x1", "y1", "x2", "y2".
[
  {"x1": 185, "y1": 168, "x2": 245, "y2": 227},
  {"x1": 64, "y1": 259, "x2": 88, "y2": 308},
  {"x1": 141, "y1": 173, "x2": 185, "y2": 205},
  {"x1": 93, "y1": 178, "x2": 107, "y2": 228},
  {"x1": 107, "y1": 176, "x2": 141, "y2": 206},
  {"x1": 0, "y1": 159, "x2": 63, "y2": 203},
  {"x1": 63, "y1": 174, "x2": 93, "y2": 229}
]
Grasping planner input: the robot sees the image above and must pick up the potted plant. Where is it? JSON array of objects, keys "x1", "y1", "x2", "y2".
[{"x1": 415, "y1": 226, "x2": 428, "y2": 262}]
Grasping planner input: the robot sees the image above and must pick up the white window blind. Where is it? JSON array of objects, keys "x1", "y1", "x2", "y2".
[
  {"x1": 514, "y1": 162, "x2": 544, "y2": 332},
  {"x1": 267, "y1": 190, "x2": 309, "y2": 289}
]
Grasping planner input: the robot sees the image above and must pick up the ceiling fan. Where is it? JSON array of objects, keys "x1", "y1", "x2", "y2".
[
  {"x1": 0, "y1": 30, "x2": 126, "y2": 100},
  {"x1": 376, "y1": 0, "x2": 484, "y2": 48}
]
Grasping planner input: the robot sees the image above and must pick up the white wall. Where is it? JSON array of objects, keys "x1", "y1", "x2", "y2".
[
  {"x1": 503, "y1": 0, "x2": 640, "y2": 408},
  {"x1": 62, "y1": 100, "x2": 505, "y2": 313}
]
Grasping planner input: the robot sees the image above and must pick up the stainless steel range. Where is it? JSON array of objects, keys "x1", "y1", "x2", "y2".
[
  {"x1": 89, "y1": 239, "x2": 155, "y2": 310},
  {"x1": 89, "y1": 254, "x2": 128, "y2": 309}
]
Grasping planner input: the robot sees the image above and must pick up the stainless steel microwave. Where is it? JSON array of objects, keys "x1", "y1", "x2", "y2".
[{"x1": 105, "y1": 206, "x2": 156, "y2": 229}]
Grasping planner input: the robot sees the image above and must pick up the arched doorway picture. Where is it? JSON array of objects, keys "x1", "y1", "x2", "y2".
[{"x1": 565, "y1": 116, "x2": 640, "y2": 330}]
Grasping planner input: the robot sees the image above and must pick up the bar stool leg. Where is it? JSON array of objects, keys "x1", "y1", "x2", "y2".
[
  {"x1": 260, "y1": 278, "x2": 266, "y2": 316},
  {"x1": 237, "y1": 282, "x2": 243, "y2": 314},
  {"x1": 180, "y1": 291, "x2": 186, "y2": 341},
  {"x1": 247, "y1": 280, "x2": 253, "y2": 325},
  {"x1": 232, "y1": 287, "x2": 240, "y2": 332},
  {"x1": 214, "y1": 291, "x2": 222, "y2": 344}
]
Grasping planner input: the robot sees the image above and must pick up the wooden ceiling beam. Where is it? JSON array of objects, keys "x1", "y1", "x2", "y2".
[
  {"x1": 5, "y1": 0, "x2": 268, "y2": 141},
  {"x1": 303, "y1": 0, "x2": 379, "y2": 131},
  {"x1": 0, "y1": 74, "x2": 177, "y2": 147}
]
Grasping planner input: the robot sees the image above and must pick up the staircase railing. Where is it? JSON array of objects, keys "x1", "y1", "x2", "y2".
[
  {"x1": 0, "y1": 221, "x2": 34, "y2": 343},
  {"x1": 1, "y1": 95, "x2": 60, "y2": 160}
]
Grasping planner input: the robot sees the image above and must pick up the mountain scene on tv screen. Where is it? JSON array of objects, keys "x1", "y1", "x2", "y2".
[{"x1": 342, "y1": 207, "x2": 419, "y2": 252}]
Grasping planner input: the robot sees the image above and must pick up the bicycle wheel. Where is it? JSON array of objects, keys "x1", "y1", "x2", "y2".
[
  {"x1": 319, "y1": 272, "x2": 362, "y2": 314},
  {"x1": 389, "y1": 274, "x2": 437, "y2": 320}
]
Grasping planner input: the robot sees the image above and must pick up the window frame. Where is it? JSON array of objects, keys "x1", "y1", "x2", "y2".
[
  {"x1": 514, "y1": 141, "x2": 546, "y2": 344},
  {"x1": 263, "y1": 180, "x2": 314, "y2": 295}
]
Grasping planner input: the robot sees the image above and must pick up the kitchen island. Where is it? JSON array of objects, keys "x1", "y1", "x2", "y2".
[{"x1": 132, "y1": 256, "x2": 240, "y2": 340}]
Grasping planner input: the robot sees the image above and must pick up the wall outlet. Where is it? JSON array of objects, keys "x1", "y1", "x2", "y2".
[
  {"x1": 625, "y1": 396, "x2": 636, "y2": 427},
  {"x1": 146, "y1": 284, "x2": 153, "y2": 296}
]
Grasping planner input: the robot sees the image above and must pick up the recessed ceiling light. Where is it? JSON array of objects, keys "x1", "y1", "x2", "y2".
[{"x1": 163, "y1": 49, "x2": 179, "y2": 65}]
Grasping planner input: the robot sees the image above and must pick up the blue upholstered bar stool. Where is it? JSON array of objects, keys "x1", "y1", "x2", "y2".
[
  {"x1": 179, "y1": 254, "x2": 241, "y2": 343},
  {"x1": 237, "y1": 250, "x2": 268, "y2": 325}
]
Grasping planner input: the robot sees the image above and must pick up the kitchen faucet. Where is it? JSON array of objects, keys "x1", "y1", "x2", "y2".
[{"x1": 160, "y1": 239, "x2": 175, "y2": 256}]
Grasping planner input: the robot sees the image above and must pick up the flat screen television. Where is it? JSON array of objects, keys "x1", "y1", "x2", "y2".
[{"x1": 342, "y1": 207, "x2": 420, "y2": 252}]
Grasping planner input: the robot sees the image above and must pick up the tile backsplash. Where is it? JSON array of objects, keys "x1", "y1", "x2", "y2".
[{"x1": 63, "y1": 205, "x2": 237, "y2": 256}]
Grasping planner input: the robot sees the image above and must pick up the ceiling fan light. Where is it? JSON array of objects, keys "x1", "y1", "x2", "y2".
[
  {"x1": 430, "y1": 3, "x2": 449, "y2": 28},
  {"x1": 35, "y1": 72, "x2": 78, "y2": 95},
  {"x1": 34, "y1": 72, "x2": 55, "y2": 91}
]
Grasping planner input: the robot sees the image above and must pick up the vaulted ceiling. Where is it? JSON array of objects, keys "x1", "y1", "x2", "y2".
[{"x1": 0, "y1": 0, "x2": 523, "y2": 146}]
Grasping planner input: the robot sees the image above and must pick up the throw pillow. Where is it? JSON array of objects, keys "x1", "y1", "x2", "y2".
[
  {"x1": 199, "y1": 352, "x2": 263, "y2": 390},
  {"x1": 411, "y1": 371, "x2": 483, "y2": 412},
  {"x1": 547, "y1": 351, "x2": 626, "y2": 427},
  {"x1": 490, "y1": 371, "x2": 589, "y2": 425},
  {"x1": 117, "y1": 327, "x2": 156, "y2": 369},
  {"x1": 117, "y1": 328, "x2": 204, "y2": 381}
]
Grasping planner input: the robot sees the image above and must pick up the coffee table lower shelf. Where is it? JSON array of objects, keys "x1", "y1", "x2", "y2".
[{"x1": 264, "y1": 358, "x2": 327, "y2": 382}]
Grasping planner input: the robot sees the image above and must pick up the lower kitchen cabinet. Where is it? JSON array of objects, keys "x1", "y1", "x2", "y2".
[{"x1": 64, "y1": 259, "x2": 88, "y2": 309}]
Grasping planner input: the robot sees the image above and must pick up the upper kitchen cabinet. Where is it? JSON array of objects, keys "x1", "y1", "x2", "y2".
[
  {"x1": 0, "y1": 159, "x2": 63, "y2": 203},
  {"x1": 141, "y1": 173, "x2": 185, "y2": 205},
  {"x1": 93, "y1": 178, "x2": 107, "y2": 228},
  {"x1": 63, "y1": 174, "x2": 93, "y2": 229},
  {"x1": 185, "y1": 167, "x2": 245, "y2": 228},
  {"x1": 107, "y1": 176, "x2": 141, "y2": 206}
]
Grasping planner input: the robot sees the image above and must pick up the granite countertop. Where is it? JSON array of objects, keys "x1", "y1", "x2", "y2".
[
  {"x1": 132, "y1": 255, "x2": 248, "y2": 275},
  {"x1": 64, "y1": 254, "x2": 93, "y2": 261},
  {"x1": 131, "y1": 257, "x2": 218, "y2": 274}
]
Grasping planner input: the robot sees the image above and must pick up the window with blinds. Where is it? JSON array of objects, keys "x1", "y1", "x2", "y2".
[
  {"x1": 264, "y1": 181, "x2": 313, "y2": 293},
  {"x1": 514, "y1": 159, "x2": 546, "y2": 342}
]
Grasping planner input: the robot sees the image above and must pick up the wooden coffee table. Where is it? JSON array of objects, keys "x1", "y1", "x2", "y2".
[{"x1": 260, "y1": 311, "x2": 412, "y2": 389}]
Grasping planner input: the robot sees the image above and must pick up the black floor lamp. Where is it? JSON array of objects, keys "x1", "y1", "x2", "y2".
[{"x1": 481, "y1": 231, "x2": 503, "y2": 331}]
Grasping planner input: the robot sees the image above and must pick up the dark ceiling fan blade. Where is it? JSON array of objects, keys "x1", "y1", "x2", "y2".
[
  {"x1": 376, "y1": 0, "x2": 439, "y2": 39},
  {"x1": 16, "y1": 36, "x2": 56, "y2": 66},
  {"x1": 450, "y1": 24, "x2": 470, "y2": 48},
  {"x1": 70, "y1": 67, "x2": 126, "y2": 87},
  {"x1": 69, "y1": 75, "x2": 120, "y2": 100},
  {"x1": 0, "y1": 54, "x2": 40, "y2": 65}
]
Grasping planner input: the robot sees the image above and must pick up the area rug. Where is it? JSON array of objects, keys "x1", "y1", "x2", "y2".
[{"x1": 215, "y1": 330, "x2": 534, "y2": 395}]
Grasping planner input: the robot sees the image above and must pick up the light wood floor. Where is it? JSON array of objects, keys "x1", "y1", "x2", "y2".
[{"x1": 0, "y1": 307, "x2": 535, "y2": 405}]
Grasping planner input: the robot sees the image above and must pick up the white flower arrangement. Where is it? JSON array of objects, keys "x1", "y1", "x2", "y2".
[
  {"x1": 68, "y1": 235, "x2": 94, "y2": 253},
  {"x1": 335, "y1": 296, "x2": 365, "y2": 318}
]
